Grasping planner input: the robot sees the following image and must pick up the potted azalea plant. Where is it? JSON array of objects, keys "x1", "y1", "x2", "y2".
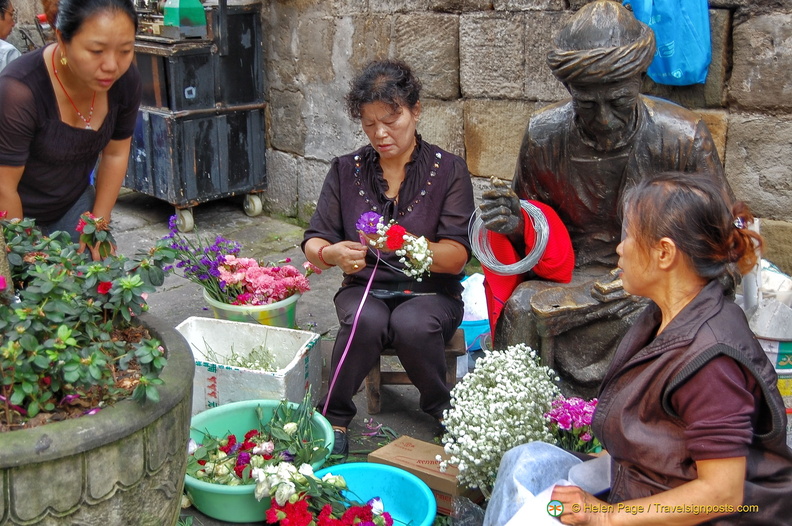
[
  {"x1": 0, "y1": 213, "x2": 194, "y2": 525},
  {"x1": 0, "y1": 213, "x2": 177, "y2": 429},
  {"x1": 159, "y1": 215, "x2": 320, "y2": 327}
]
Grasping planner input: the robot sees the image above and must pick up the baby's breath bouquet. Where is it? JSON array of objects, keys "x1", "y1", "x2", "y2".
[{"x1": 438, "y1": 343, "x2": 559, "y2": 498}]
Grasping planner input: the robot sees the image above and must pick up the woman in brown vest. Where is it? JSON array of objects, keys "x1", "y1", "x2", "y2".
[{"x1": 553, "y1": 173, "x2": 792, "y2": 524}]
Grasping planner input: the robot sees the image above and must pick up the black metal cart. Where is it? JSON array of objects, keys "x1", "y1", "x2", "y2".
[{"x1": 125, "y1": 1, "x2": 265, "y2": 231}]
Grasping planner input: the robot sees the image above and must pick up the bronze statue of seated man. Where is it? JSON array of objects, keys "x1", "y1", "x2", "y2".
[{"x1": 479, "y1": 0, "x2": 732, "y2": 398}]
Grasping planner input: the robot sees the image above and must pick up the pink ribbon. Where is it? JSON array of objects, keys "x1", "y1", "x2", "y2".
[{"x1": 322, "y1": 251, "x2": 380, "y2": 417}]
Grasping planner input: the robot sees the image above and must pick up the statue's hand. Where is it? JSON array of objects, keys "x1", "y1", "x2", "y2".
[
  {"x1": 591, "y1": 268, "x2": 628, "y2": 302},
  {"x1": 479, "y1": 177, "x2": 523, "y2": 235}
]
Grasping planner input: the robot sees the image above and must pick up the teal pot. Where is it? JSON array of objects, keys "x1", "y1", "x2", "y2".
[
  {"x1": 203, "y1": 289, "x2": 300, "y2": 328},
  {"x1": 0, "y1": 314, "x2": 194, "y2": 525}
]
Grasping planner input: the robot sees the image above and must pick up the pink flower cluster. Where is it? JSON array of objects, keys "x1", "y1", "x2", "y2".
[
  {"x1": 544, "y1": 396, "x2": 598, "y2": 445},
  {"x1": 218, "y1": 256, "x2": 312, "y2": 305}
]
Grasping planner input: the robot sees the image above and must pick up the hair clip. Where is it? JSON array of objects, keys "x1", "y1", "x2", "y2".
[{"x1": 733, "y1": 217, "x2": 746, "y2": 230}]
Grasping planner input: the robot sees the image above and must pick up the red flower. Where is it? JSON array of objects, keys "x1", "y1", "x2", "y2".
[
  {"x1": 385, "y1": 224, "x2": 406, "y2": 250},
  {"x1": 265, "y1": 503, "x2": 286, "y2": 524},
  {"x1": 342, "y1": 505, "x2": 373, "y2": 524},
  {"x1": 218, "y1": 434, "x2": 237, "y2": 453},
  {"x1": 267, "y1": 499, "x2": 313, "y2": 526},
  {"x1": 244, "y1": 429, "x2": 259, "y2": 440},
  {"x1": 97, "y1": 281, "x2": 113, "y2": 294},
  {"x1": 197, "y1": 459, "x2": 207, "y2": 466},
  {"x1": 75, "y1": 213, "x2": 94, "y2": 234}
]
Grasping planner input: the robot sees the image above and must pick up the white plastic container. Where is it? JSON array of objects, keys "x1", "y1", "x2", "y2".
[{"x1": 175, "y1": 316, "x2": 321, "y2": 415}]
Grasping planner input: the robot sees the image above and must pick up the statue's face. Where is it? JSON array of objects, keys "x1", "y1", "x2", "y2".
[{"x1": 567, "y1": 77, "x2": 642, "y2": 148}]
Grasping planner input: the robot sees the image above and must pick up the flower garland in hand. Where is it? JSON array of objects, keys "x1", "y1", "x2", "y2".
[{"x1": 356, "y1": 212, "x2": 433, "y2": 281}]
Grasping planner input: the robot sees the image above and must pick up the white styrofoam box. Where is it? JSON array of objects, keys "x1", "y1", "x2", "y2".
[
  {"x1": 757, "y1": 338, "x2": 792, "y2": 375},
  {"x1": 175, "y1": 317, "x2": 321, "y2": 415}
]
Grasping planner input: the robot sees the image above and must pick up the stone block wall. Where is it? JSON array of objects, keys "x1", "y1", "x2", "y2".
[
  {"x1": 260, "y1": 0, "x2": 792, "y2": 275},
  {"x1": 9, "y1": 1, "x2": 790, "y2": 274}
]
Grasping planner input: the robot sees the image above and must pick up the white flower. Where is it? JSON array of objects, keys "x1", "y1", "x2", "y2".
[
  {"x1": 298, "y1": 463, "x2": 315, "y2": 479},
  {"x1": 212, "y1": 463, "x2": 231, "y2": 477},
  {"x1": 283, "y1": 422, "x2": 299, "y2": 435},
  {"x1": 438, "y1": 343, "x2": 558, "y2": 498},
  {"x1": 368, "y1": 496, "x2": 384, "y2": 515},
  {"x1": 186, "y1": 439, "x2": 200, "y2": 455},
  {"x1": 274, "y1": 481, "x2": 296, "y2": 506},
  {"x1": 321, "y1": 472, "x2": 347, "y2": 489}
]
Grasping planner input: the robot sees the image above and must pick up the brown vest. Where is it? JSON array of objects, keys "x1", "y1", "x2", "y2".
[{"x1": 593, "y1": 280, "x2": 792, "y2": 524}]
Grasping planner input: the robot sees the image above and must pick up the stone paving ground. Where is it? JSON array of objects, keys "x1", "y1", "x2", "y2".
[{"x1": 110, "y1": 189, "x2": 469, "y2": 525}]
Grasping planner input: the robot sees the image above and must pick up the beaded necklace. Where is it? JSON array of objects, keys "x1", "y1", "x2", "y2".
[
  {"x1": 353, "y1": 148, "x2": 442, "y2": 220},
  {"x1": 52, "y1": 45, "x2": 97, "y2": 130}
]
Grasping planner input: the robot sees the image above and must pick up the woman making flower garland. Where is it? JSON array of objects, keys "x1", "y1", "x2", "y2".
[
  {"x1": 0, "y1": 0, "x2": 141, "y2": 244},
  {"x1": 302, "y1": 59, "x2": 475, "y2": 458},
  {"x1": 486, "y1": 173, "x2": 792, "y2": 525}
]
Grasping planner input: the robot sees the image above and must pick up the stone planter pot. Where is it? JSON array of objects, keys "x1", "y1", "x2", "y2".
[{"x1": 0, "y1": 314, "x2": 194, "y2": 525}]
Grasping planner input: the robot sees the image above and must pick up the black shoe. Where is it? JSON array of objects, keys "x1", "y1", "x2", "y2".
[{"x1": 332, "y1": 429, "x2": 349, "y2": 460}]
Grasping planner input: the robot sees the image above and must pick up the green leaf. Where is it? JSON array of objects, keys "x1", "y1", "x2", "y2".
[
  {"x1": 10, "y1": 389, "x2": 25, "y2": 405},
  {"x1": 147, "y1": 266, "x2": 165, "y2": 286},
  {"x1": 145, "y1": 385, "x2": 160, "y2": 403},
  {"x1": 32, "y1": 355, "x2": 50, "y2": 369},
  {"x1": 27, "y1": 400, "x2": 40, "y2": 417}
]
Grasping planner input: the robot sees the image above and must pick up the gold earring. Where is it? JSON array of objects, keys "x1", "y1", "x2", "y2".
[{"x1": 60, "y1": 55, "x2": 68, "y2": 67}]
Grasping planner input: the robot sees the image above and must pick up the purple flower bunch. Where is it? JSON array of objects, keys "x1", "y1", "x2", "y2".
[
  {"x1": 159, "y1": 215, "x2": 242, "y2": 302},
  {"x1": 544, "y1": 396, "x2": 602, "y2": 454}
]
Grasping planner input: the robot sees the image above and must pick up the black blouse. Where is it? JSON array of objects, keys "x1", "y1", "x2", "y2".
[
  {"x1": 0, "y1": 47, "x2": 142, "y2": 223},
  {"x1": 303, "y1": 136, "x2": 475, "y2": 295}
]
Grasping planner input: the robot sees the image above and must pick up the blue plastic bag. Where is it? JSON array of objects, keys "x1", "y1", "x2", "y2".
[{"x1": 624, "y1": 0, "x2": 711, "y2": 86}]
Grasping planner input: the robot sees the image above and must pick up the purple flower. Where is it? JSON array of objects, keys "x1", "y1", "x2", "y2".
[
  {"x1": 236, "y1": 451, "x2": 251, "y2": 467},
  {"x1": 356, "y1": 211, "x2": 383, "y2": 234},
  {"x1": 280, "y1": 451, "x2": 295, "y2": 462}
]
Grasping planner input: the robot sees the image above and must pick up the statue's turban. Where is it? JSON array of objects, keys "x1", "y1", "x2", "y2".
[{"x1": 547, "y1": 16, "x2": 656, "y2": 85}]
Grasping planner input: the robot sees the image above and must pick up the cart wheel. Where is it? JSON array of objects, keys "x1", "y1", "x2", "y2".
[
  {"x1": 176, "y1": 208, "x2": 194, "y2": 232},
  {"x1": 243, "y1": 194, "x2": 263, "y2": 217}
]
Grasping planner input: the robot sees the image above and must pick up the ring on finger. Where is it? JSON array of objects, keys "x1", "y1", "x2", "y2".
[{"x1": 353, "y1": 263, "x2": 359, "y2": 269}]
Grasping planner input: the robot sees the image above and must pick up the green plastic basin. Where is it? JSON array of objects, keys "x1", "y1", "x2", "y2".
[{"x1": 184, "y1": 399, "x2": 334, "y2": 523}]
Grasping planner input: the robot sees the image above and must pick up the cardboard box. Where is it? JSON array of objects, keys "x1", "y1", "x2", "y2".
[
  {"x1": 175, "y1": 317, "x2": 321, "y2": 415},
  {"x1": 368, "y1": 436, "x2": 484, "y2": 516}
]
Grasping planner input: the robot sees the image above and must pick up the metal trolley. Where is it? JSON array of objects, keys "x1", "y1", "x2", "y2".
[{"x1": 125, "y1": 0, "x2": 265, "y2": 231}]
